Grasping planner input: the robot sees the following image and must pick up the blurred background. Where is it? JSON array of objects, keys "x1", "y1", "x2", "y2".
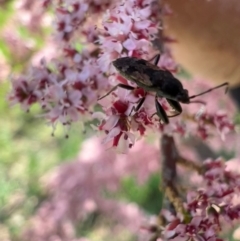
[{"x1": 0, "y1": 1, "x2": 90, "y2": 240}]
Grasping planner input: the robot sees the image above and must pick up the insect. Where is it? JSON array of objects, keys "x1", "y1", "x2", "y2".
[{"x1": 98, "y1": 54, "x2": 228, "y2": 124}]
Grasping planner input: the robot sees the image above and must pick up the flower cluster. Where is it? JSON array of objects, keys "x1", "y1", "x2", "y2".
[
  {"x1": 9, "y1": 51, "x2": 108, "y2": 134},
  {"x1": 93, "y1": 1, "x2": 234, "y2": 152},
  {"x1": 8, "y1": 0, "x2": 234, "y2": 150},
  {"x1": 48, "y1": 0, "x2": 111, "y2": 42},
  {"x1": 149, "y1": 158, "x2": 240, "y2": 241}
]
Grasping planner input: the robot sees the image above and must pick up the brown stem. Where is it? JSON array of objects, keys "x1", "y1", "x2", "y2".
[{"x1": 160, "y1": 134, "x2": 184, "y2": 214}]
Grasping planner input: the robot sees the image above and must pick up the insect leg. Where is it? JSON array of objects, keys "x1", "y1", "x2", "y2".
[
  {"x1": 134, "y1": 96, "x2": 146, "y2": 112},
  {"x1": 129, "y1": 96, "x2": 146, "y2": 116},
  {"x1": 152, "y1": 97, "x2": 169, "y2": 124},
  {"x1": 166, "y1": 99, "x2": 182, "y2": 118},
  {"x1": 98, "y1": 84, "x2": 135, "y2": 100},
  {"x1": 153, "y1": 54, "x2": 160, "y2": 66},
  {"x1": 148, "y1": 54, "x2": 161, "y2": 66}
]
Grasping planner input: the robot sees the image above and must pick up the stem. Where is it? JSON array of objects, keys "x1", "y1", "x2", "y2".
[{"x1": 160, "y1": 134, "x2": 184, "y2": 214}]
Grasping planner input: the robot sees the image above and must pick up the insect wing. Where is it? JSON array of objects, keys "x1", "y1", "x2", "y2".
[
  {"x1": 128, "y1": 71, "x2": 153, "y2": 87},
  {"x1": 126, "y1": 59, "x2": 161, "y2": 87}
]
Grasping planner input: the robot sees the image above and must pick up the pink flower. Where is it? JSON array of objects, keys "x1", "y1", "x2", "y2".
[
  {"x1": 9, "y1": 0, "x2": 235, "y2": 151},
  {"x1": 96, "y1": 99, "x2": 137, "y2": 153}
]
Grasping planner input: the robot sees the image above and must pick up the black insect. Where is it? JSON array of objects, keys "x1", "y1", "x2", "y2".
[{"x1": 98, "y1": 54, "x2": 228, "y2": 124}]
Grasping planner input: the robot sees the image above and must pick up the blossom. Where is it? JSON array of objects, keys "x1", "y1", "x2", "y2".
[
  {"x1": 147, "y1": 158, "x2": 240, "y2": 241},
  {"x1": 8, "y1": 0, "x2": 234, "y2": 150}
]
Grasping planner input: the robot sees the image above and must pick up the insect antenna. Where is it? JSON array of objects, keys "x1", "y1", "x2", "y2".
[{"x1": 189, "y1": 82, "x2": 228, "y2": 100}]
